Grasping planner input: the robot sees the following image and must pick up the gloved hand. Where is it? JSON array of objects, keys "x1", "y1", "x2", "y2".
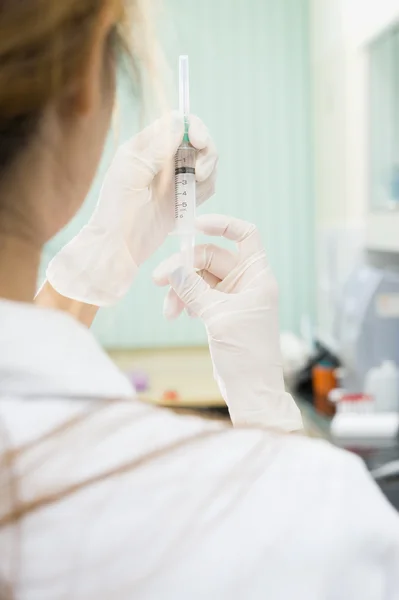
[
  {"x1": 46, "y1": 112, "x2": 218, "y2": 306},
  {"x1": 153, "y1": 214, "x2": 303, "y2": 432}
]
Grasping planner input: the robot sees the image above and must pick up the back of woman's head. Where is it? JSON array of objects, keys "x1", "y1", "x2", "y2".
[
  {"x1": 0, "y1": 0, "x2": 152, "y2": 175},
  {"x1": 0, "y1": 0, "x2": 158, "y2": 243}
]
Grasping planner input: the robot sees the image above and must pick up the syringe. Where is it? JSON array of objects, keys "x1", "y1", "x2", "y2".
[{"x1": 174, "y1": 55, "x2": 196, "y2": 268}]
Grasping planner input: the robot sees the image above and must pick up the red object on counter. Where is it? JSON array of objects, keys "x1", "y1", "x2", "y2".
[{"x1": 162, "y1": 389, "x2": 180, "y2": 403}]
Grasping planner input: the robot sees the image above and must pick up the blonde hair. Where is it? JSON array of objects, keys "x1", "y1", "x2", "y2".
[{"x1": 0, "y1": 0, "x2": 159, "y2": 172}]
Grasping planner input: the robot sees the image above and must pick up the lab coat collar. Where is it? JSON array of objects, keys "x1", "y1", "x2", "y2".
[{"x1": 0, "y1": 298, "x2": 134, "y2": 399}]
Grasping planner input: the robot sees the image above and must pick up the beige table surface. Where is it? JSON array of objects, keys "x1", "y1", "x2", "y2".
[{"x1": 108, "y1": 347, "x2": 224, "y2": 408}]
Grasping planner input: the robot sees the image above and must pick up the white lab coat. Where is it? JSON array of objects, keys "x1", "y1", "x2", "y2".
[{"x1": 0, "y1": 298, "x2": 398, "y2": 600}]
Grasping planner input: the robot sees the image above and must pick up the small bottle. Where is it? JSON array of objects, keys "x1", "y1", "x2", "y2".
[
  {"x1": 312, "y1": 361, "x2": 337, "y2": 416},
  {"x1": 364, "y1": 360, "x2": 399, "y2": 412}
]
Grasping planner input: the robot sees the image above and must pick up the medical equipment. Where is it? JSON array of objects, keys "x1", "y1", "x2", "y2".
[
  {"x1": 335, "y1": 264, "x2": 399, "y2": 394},
  {"x1": 331, "y1": 412, "x2": 399, "y2": 441},
  {"x1": 364, "y1": 360, "x2": 399, "y2": 412},
  {"x1": 174, "y1": 55, "x2": 196, "y2": 268}
]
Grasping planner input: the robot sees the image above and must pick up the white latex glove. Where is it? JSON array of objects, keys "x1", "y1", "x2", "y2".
[
  {"x1": 153, "y1": 214, "x2": 303, "y2": 432},
  {"x1": 46, "y1": 112, "x2": 218, "y2": 306}
]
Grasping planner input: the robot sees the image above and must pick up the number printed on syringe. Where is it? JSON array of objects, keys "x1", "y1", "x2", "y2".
[{"x1": 174, "y1": 147, "x2": 196, "y2": 233}]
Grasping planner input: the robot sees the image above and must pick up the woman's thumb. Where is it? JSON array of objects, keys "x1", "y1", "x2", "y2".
[{"x1": 168, "y1": 267, "x2": 212, "y2": 317}]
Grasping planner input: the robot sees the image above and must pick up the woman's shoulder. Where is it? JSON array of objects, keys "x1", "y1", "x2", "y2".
[
  {"x1": 0, "y1": 394, "x2": 391, "y2": 518},
  {"x1": 1, "y1": 397, "x2": 399, "y2": 599},
  {"x1": 0, "y1": 394, "x2": 384, "y2": 486}
]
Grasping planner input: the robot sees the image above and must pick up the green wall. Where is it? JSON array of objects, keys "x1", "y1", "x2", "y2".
[{"x1": 42, "y1": 0, "x2": 314, "y2": 348}]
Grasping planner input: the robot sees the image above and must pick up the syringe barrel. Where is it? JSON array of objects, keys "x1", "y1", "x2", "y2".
[{"x1": 174, "y1": 144, "x2": 196, "y2": 234}]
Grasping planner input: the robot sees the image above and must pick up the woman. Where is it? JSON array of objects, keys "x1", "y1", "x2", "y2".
[{"x1": 0, "y1": 1, "x2": 398, "y2": 598}]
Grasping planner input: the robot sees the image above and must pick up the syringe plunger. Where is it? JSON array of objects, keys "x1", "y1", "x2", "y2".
[{"x1": 179, "y1": 55, "x2": 190, "y2": 116}]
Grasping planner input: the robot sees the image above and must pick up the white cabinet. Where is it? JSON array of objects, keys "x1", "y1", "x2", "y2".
[
  {"x1": 367, "y1": 212, "x2": 399, "y2": 251},
  {"x1": 342, "y1": 0, "x2": 399, "y2": 47},
  {"x1": 366, "y1": 21, "x2": 399, "y2": 251},
  {"x1": 311, "y1": 0, "x2": 399, "y2": 345}
]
